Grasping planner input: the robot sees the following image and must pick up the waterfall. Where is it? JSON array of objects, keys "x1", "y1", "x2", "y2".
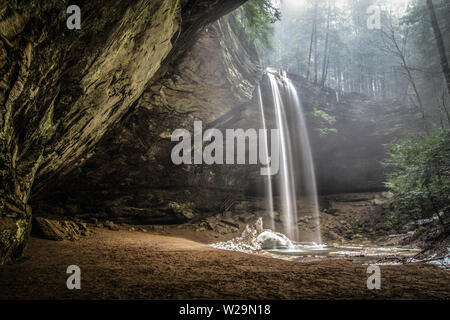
[
  {"x1": 267, "y1": 73, "x2": 299, "y2": 241},
  {"x1": 257, "y1": 86, "x2": 275, "y2": 231},
  {"x1": 259, "y1": 72, "x2": 321, "y2": 244},
  {"x1": 285, "y1": 78, "x2": 322, "y2": 244}
]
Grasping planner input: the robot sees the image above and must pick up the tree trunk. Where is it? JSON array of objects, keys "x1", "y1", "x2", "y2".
[
  {"x1": 306, "y1": 1, "x2": 318, "y2": 82},
  {"x1": 427, "y1": 0, "x2": 450, "y2": 96},
  {"x1": 314, "y1": 26, "x2": 318, "y2": 84},
  {"x1": 321, "y1": 0, "x2": 331, "y2": 87}
]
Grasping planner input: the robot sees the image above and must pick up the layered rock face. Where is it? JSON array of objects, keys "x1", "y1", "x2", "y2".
[
  {"x1": 32, "y1": 14, "x2": 262, "y2": 225},
  {"x1": 0, "y1": 0, "x2": 247, "y2": 264}
]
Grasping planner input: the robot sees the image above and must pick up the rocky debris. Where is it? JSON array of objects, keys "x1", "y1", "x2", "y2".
[
  {"x1": 32, "y1": 217, "x2": 92, "y2": 241},
  {"x1": 103, "y1": 220, "x2": 120, "y2": 231},
  {"x1": 322, "y1": 208, "x2": 339, "y2": 216},
  {"x1": 163, "y1": 202, "x2": 195, "y2": 221},
  {"x1": 324, "y1": 193, "x2": 376, "y2": 202},
  {"x1": 197, "y1": 213, "x2": 245, "y2": 234},
  {"x1": 88, "y1": 218, "x2": 99, "y2": 225},
  {"x1": 236, "y1": 213, "x2": 255, "y2": 223},
  {"x1": 220, "y1": 219, "x2": 240, "y2": 229},
  {"x1": 297, "y1": 215, "x2": 320, "y2": 224},
  {"x1": 318, "y1": 192, "x2": 396, "y2": 242}
]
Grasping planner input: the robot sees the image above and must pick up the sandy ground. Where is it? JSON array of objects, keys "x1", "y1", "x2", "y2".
[{"x1": 0, "y1": 229, "x2": 449, "y2": 300}]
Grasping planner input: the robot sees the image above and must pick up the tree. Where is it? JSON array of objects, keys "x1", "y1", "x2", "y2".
[
  {"x1": 384, "y1": 129, "x2": 450, "y2": 229},
  {"x1": 426, "y1": 0, "x2": 450, "y2": 97},
  {"x1": 306, "y1": 0, "x2": 318, "y2": 82},
  {"x1": 320, "y1": 0, "x2": 331, "y2": 87},
  {"x1": 235, "y1": 0, "x2": 281, "y2": 51},
  {"x1": 378, "y1": 14, "x2": 428, "y2": 132}
]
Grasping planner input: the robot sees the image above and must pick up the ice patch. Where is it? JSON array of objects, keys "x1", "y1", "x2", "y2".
[
  {"x1": 257, "y1": 231, "x2": 295, "y2": 249},
  {"x1": 210, "y1": 217, "x2": 297, "y2": 253}
]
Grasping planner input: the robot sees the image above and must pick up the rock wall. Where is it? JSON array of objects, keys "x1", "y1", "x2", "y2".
[
  {"x1": 0, "y1": 0, "x2": 247, "y2": 264},
  {"x1": 31, "y1": 14, "x2": 262, "y2": 225}
]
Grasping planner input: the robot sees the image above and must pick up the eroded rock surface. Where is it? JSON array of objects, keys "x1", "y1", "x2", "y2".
[
  {"x1": 0, "y1": 0, "x2": 247, "y2": 263},
  {"x1": 31, "y1": 13, "x2": 262, "y2": 225},
  {"x1": 32, "y1": 217, "x2": 91, "y2": 241}
]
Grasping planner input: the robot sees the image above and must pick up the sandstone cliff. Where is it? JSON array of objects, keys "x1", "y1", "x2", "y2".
[{"x1": 0, "y1": 0, "x2": 247, "y2": 264}]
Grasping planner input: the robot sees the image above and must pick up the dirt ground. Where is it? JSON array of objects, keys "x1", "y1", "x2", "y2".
[{"x1": 0, "y1": 228, "x2": 449, "y2": 300}]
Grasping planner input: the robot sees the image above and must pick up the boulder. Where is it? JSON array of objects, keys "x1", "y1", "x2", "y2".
[
  {"x1": 104, "y1": 220, "x2": 120, "y2": 231},
  {"x1": 32, "y1": 217, "x2": 91, "y2": 241}
]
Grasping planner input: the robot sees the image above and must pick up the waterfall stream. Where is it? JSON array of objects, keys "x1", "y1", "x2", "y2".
[
  {"x1": 260, "y1": 71, "x2": 322, "y2": 244},
  {"x1": 257, "y1": 86, "x2": 275, "y2": 231}
]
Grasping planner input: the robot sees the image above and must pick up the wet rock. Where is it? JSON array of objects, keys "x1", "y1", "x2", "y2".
[
  {"x1": 32, "y1": 217, "x2": 91, "y2": 241},
  {"x1": 323, "y1": 208, "x2": 339, "y2": 216}
]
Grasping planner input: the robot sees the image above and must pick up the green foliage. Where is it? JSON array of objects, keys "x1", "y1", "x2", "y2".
[
  {"x1": 383, "y1": 129, "x2": 450, "y2": 227},
  {"x1": 313, "y1": 107, "x2": 336, "y2": 125},
  {"x1": 312, "y1": 107, "x2": 337, "y2": 137},
  {"x1": 235, "y1": 0, "x2": 281, "y2": 50}
]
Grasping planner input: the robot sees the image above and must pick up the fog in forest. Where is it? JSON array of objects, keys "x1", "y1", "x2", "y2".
[{"x1": 257, "y1": 0, "x2": 450, "y2": 129}]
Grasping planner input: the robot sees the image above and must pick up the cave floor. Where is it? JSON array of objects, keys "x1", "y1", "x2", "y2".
[{"x1": 0, "y1": 229, "x2": 449, "y2": 300}]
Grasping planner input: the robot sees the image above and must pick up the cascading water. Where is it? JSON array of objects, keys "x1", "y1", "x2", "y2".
[
  {"x1": 285, "y1": 78, "x2": 322, "y2": 244},
  {"x1": 256, "y1": 86, "x2": 275, "y2": 231},
  {"x1": 259, "y1": 71, "x2": 322, "y2": 244},
  {"x1": 267, "y1": 73, "x2": 299, "y2": 241}
]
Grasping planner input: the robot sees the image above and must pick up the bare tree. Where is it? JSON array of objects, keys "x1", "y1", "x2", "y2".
[
  {"x1": 306, "y1": 0, "x2": 318, "y2": 82},
  {"x1": 426, "y1": 0, "x2": 450, "y2": 97},
  {"x1": 321, "y1": 0, "x2": 331, "y2": 87},
  {"x1": 378, "y1": 17, "x2": 428, "y2": 132}
]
